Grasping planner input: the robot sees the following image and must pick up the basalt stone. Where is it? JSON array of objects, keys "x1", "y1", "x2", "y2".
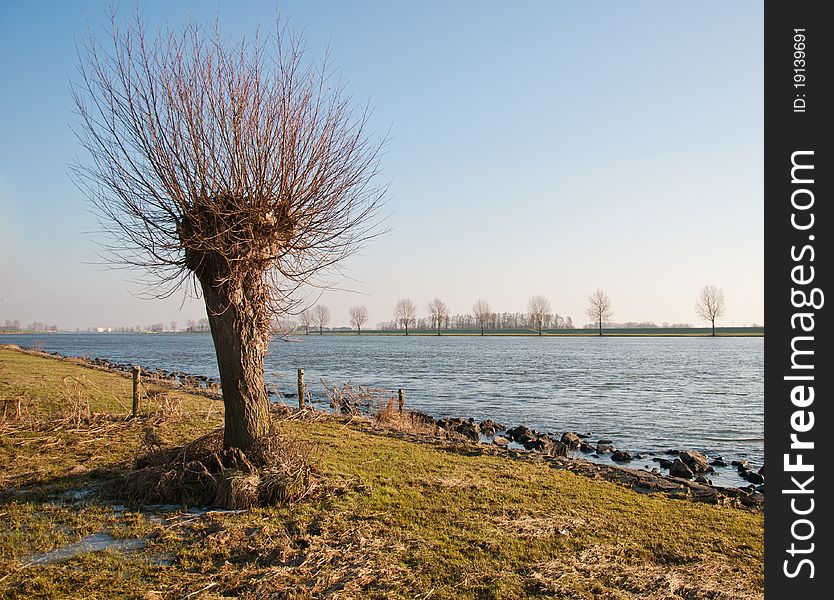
[
  {"x1": 517, "y1": 432, "x2": 541, "y2": 446},
  {"x1": 549, "y1": 440, "x2": 569, "y2": 457},
  {"x1": 757, "y1": 465, "x2": 764, "y2": 475},
  {"x1": 743, "y1": 471, "x2": 764, "y2": 485},
  {"x1": 694, "y1": 475, "x2": 713, "y2": 485},
  {"x1": 596, "y1": 443, "x2": 615, "y2": 454},
  {"x1": 597, "y1": 439, "x2": 613, "y2": 445},
  {"x1": 479, "y1": 420, "x2": 505, "y2": 436},
  {"x1": 710, "y1": 459, "x2": 728, "y2": 467},
  {"x1": 561, "y1": 432, "x2": 581, "y2": 449},
  {"x1": 578, "y1": 441, "x2": 596, "y2": 453},
  {"x1": 611, "y1": 450, "x2": 632, "y2": 463},
  {"x1": 732, "y1": 460, "x2": 750, "y2": 470},
  {"x1": 506, "y1": 426, "x2": 535, "y2": 442},
  {"x1": 523, "y1": 437, "x2": 552, "y2": 453},
  {"x1": 665, "y1": 449, "x2": 681, "y2": 456},
  {"x1": 410, "y1": 411, "x2": 436, "y2": 427},
  {"x1": 492, "y1": 436, "x2": 509, "y2": 447},
  {"x1": 455, "y1": 422, "x2": 480, "y2": 441},
  {"x1": 678, "y1": 450, "x2": 709, "y2": 474},
  {"x1": 669, "y1": 458, "x2": 694, "y2": 479},
  {"x1": 435, "y1": 417, "x2": 461, "y2": 431},
  {"x1": 653, "y1": 458, "x2": 675, "y2": 469}
]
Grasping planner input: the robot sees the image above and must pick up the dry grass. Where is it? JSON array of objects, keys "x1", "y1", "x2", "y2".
[
  {"x1": 374, "y1": 399, "x2": 441, "y2": 437},
  {"x1": 116, "y1": 426, "x2": 320, "y2": 509},
  {"x1": 528, "y1": 544, "x2": 762, "y2": 599},
  {"x1": 323, "y1": 380, "x2": 393, "y2": 416}
]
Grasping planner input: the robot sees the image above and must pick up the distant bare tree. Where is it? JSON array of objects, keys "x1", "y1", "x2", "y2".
[
  {"x1": 299, "y1": 309, "x2": 314, "y2": 335},
  {"x1": 426, "y1": 298, "x2": 449, "y2": 335},
  {"x1": 270, "y1": 317, "x2": 297, "y2": 337},
  {"x1": 169, "y1": 321, "x2": 177, "y2": 333},
  {"x1": 586, "y1": 289, "x2": 613, "y2": 336},
  {"x1": 71, "y1": 14, "x2": 385, "y2": 450},
  {"x1": 349, "y1": 305, "x2": 369, "y2": 334},
  {"x1": 313, "y1": 305, "x2": 331, "y2": 334},
  {"x1": 695, "y1": 285, "x2": 725, "y2": 336},
  {"x1": 472, "y1": 299, "x2": 491, "y2": 335},
  {"x1": 527, "y1": 295, "x2": 552, "y2": 335},
  {"x1": 394, "y1": 299, "x2": 417, "y2": 335},
  {"x1": 1, "y1": 319, "x2": 21, "y2": 333}
]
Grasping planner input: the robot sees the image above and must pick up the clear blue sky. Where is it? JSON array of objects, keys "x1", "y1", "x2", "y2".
[{"x1": 0, "y1": 1, "x2": 763, "y2": 329}]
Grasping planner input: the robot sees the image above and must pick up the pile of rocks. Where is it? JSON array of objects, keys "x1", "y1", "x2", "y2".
[
  {"x1": 435, "y1": 417, "x2": 505, "y2": 442},
  {"x1": 501, "y1": 426, "x2": 568, "y2": 457},
  {"x1": 733, "y1": 460, "x2": 765, "y2": 485}
]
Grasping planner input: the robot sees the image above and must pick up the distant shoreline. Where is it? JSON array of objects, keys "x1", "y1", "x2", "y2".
[
  {"x1": 2, "y1": 327, "x2": 764, "y2": 337},
  {"x1": 306, "y1": 327, "x2": 764, "y2": 337}
]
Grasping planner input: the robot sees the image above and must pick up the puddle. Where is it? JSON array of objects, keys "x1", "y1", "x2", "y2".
[{"x1": 25, "y1": 533, "x2": 146, "y2": 565}]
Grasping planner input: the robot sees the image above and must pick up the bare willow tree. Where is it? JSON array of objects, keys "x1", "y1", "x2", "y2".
[
  {"x1": 527, "y1": 295, "x2": 552, "y2": 335},
  {"x1": 472, "y1": 299, "x2": 491, "y2": 335},
  {"x1": 695, "y1": 285, "x2": 725, "y2": 336},
  {"x1": 299, "y1": 309, "x2": 314, "y2": 335},
  {"x1": 586, "y1": 289, "x2": 613, "y2": 336},
  {"x1": 394, "y1": 299, "x2": 417, "y2": 335},
  {"x1": 72, "y1": 15, "x2": 385, "y2": 450},
  {"x1": 313, "y1": 305, "x2": 331, "y2": 335},
  {"x1": 426, "y1": 298, "x2": 449, "y2": 335},
  {"x1": 349, "y1": 305, "x2": 368, "y2": 334}
]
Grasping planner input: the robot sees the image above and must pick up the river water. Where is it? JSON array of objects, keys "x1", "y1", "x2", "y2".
[{"x1": 3, "y1": 333, "x2": 763, "y2": 486}]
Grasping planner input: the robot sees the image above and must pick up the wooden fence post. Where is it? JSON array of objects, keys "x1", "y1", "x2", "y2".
[
  {"x1": 398, "y1": 388, "x2": 404, "y2": 415},
  {"x1": 297, "y1": 369, "x2": 305, "y2": 409},
  {"x1": 132, "y1": 366, "x2": 141, "y2": 417}
]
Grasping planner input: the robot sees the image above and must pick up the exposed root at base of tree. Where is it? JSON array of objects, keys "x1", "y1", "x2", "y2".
[{"x1": 113, "y1": 427, "x2": 321, "y2": 509}]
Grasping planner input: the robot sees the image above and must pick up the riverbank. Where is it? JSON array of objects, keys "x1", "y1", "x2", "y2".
[
  {"x1": 1, "y1": 339, "x2": 766, "y2": 489},
  {"x1": 0, "y1": 347, "x2": 763, "y2": 598}
]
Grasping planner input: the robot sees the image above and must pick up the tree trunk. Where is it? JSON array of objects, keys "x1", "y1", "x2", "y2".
[
  {"x1": 712, "y1": 319, "x2": 716, "y2": 337},
  {"x1": 202, "y1": 275, "x2": 271, "y2": 451},
  {"x1": 599, "y1": 317, "x2": 602, "y2": 336}
]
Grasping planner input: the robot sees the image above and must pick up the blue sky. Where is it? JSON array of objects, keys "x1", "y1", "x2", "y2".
[{"x1": 0, "y1": 1, "x2": 763, "y2": 329}]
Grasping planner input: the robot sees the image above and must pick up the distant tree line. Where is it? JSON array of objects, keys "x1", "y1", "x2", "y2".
[
  {"x1": 1, "y1": 320, "x2": 58, "y2": 333},
  {"x1": 2, "y1": 285, "x2": 732, "y2": 337},
  {"x1": 1, "y1": 319, "x2": 22, "y2": 333},
  {"x1": 381, "y1": 297, "x2": 575, "y2": 334}
]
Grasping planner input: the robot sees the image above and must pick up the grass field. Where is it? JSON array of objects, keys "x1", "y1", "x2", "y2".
[{"x1": 0, "y1": 347, "x2": 763, "y2": 599}]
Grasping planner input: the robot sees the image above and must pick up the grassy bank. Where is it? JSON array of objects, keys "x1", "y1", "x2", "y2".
[{"x1": 0, "y1": 347, "x2": 763, "y2": 598}]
